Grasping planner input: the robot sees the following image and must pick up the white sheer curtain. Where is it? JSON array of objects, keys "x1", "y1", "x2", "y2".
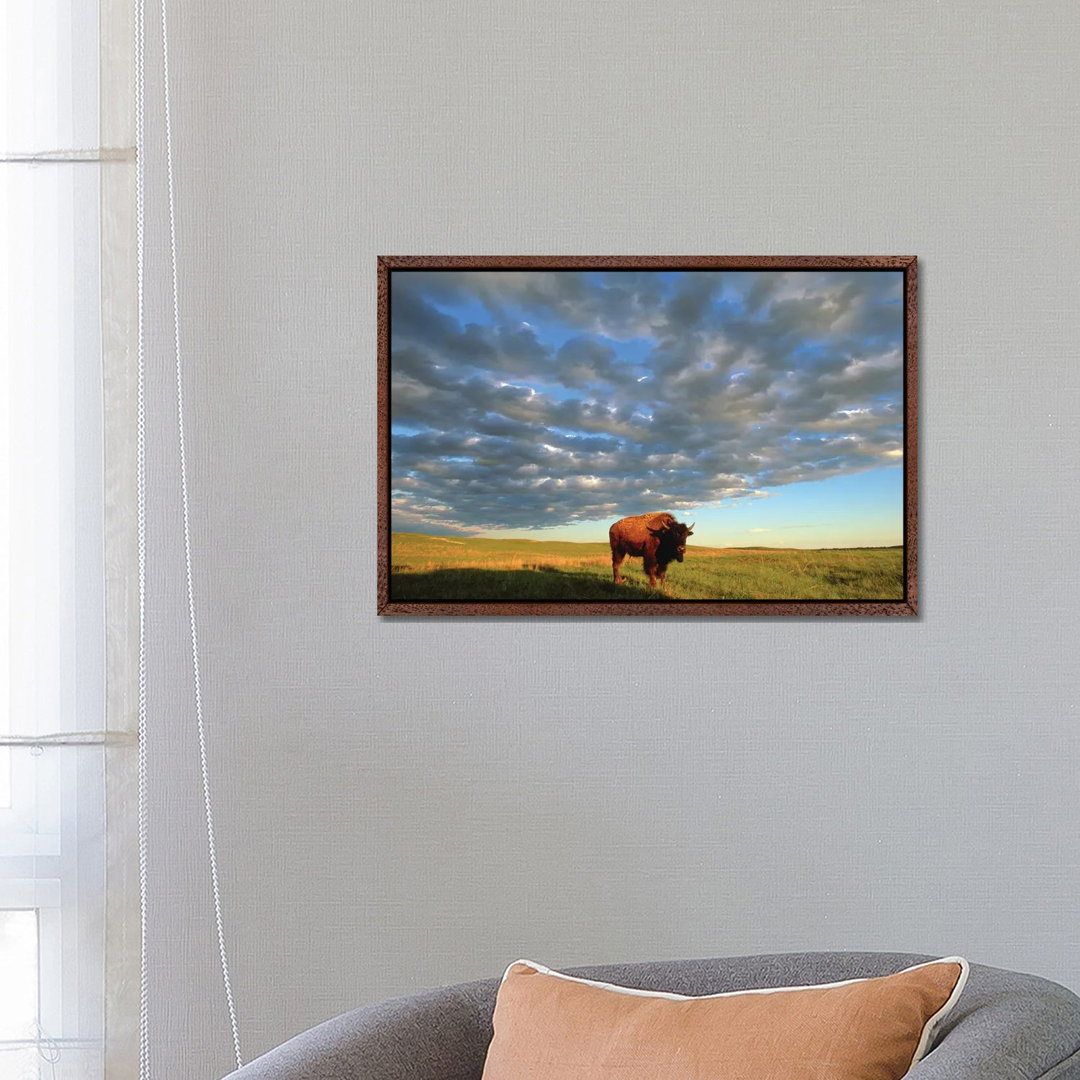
[{"x1": 1, "y1": 2, "x2": 137, "y2": 1078}]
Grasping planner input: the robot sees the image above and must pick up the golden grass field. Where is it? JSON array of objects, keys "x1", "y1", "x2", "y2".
[{"x1": 389, "y1": 533, "x2": 904, "y2": 602}]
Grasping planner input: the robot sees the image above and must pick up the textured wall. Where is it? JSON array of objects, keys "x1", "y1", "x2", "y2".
[{"x1": 138, "y1": 2, "x2": 1080, "y2": 1076}]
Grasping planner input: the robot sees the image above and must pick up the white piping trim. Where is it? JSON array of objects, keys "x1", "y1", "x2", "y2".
[
  {"x1": 909, "y1": 956, "x2": 969, "y2": 1066},
  {"x1": 503, "y1": 956, "x2": 970, "y2": 1064}
]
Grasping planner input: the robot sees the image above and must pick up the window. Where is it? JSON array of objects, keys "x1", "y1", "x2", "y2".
[{"x1": 1, "y1": 2, "x2": 116, "y2": 1077}]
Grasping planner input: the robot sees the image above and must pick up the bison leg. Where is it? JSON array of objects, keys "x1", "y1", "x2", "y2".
[
  {"x1": 644, "y1": 555, "x2": 658, "y2": 588},
  {"x1": 612, "y1": 549, "x2": 626, "y2": 584}
]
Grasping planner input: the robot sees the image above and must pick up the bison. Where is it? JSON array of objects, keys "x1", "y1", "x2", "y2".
[{"x1": 609, "y1": 512, "x2": 695, "y2": 589}]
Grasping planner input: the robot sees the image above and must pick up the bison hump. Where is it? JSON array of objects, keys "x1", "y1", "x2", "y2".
[
  {"x1": 641, "y1": 512, "x2": 676, "y2": 529},
  {"x1": 613, "y1": 512, "x2": 675, "y2": 531}
]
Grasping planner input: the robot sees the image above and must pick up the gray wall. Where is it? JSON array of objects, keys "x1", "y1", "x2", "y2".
[{"x1": 139, "y1": 2, "x2": 1080, "y2": 1076}]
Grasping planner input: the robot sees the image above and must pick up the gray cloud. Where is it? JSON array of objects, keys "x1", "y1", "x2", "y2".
[{"x1": 389, "y1": 270, "x2": 903, "y2": 532}]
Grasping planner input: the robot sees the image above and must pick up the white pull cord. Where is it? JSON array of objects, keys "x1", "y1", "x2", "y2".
[
  {"x1": 159, "y1": 0, "x2": 244, "y2": 1064},
  {"x1": 135, "y1": 0, "x2": 244, "y2": 1070},
  {"x1": 134, "y1": 0, "x2": 151, "y2": 1074}
]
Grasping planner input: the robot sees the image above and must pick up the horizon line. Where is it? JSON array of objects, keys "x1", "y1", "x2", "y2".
[{"x1": 390, "y1": 530, "x2": 902, "y2": 551}]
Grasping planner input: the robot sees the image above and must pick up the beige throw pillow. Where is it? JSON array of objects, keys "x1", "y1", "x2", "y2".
[{"x1": 481, "y1": 956, "x2": 968, "y2": 1080}]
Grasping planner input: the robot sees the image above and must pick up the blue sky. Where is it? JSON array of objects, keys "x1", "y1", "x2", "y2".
[{"x1": 390, "y1": 269, "x2": 905, "y2": 548}]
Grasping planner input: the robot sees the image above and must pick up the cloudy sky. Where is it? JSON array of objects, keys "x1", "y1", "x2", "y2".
[{"x1": 389, "y1": 268, "x2": 905, "y2": 548}]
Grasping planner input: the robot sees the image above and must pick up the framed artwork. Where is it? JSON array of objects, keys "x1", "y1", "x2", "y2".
[{"x1": 378, "y1": 256, "x2": 916, "y2": 616}]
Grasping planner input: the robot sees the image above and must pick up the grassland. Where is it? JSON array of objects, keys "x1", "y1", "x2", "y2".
[{"x1": 389, "y1": 533, "x2": 903, "y2": 602}]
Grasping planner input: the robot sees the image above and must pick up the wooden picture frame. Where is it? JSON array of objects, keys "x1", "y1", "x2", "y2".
[{"x1": 378, "y1": 256, "x2": 917, "y2": 616}]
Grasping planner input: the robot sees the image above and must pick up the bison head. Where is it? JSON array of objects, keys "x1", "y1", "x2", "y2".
[{"x1": 650, "y1": 519, "x2": 695, "y2": 562}]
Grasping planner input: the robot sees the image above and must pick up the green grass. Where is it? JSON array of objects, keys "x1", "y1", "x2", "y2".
[{"x1": 390, "y1": 533, "x2": 904, "y2": 602}]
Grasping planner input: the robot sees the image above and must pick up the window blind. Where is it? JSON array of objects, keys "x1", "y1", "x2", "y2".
[{"x1": 1, "y1": 2, "x2": 138, "y2": 1077}]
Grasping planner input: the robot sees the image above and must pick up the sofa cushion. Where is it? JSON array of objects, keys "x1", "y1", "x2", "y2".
[{"x1": 481, "y1": 956, "x2": 968, "y2": 1080}]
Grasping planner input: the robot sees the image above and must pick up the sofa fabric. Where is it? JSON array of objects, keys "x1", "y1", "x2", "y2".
[{"x1": 222, "y1": 952, "x2": 1080, "y2": 1080}]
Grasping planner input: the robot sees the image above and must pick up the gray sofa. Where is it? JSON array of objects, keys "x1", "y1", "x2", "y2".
[{"x1": 223, "y1": 952, "x2": 1080, "y2": 1079}]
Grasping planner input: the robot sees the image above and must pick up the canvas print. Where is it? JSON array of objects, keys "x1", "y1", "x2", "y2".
[{"x1": 378, "y1": 257, "x2": 916, "y2": 616}]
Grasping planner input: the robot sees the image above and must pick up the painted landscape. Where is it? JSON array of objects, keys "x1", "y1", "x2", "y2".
[{"x1": 387, "y1": 266, "x2": 907, "y2": 605}]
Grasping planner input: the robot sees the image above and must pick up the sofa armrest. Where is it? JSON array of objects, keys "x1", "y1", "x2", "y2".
[
  {"x1": 221, "y1": 980, "x2": 496, "y2": 1080},
  {"x1": 909, "y1": 966, "x2": 1080, "y2": 1080}
]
